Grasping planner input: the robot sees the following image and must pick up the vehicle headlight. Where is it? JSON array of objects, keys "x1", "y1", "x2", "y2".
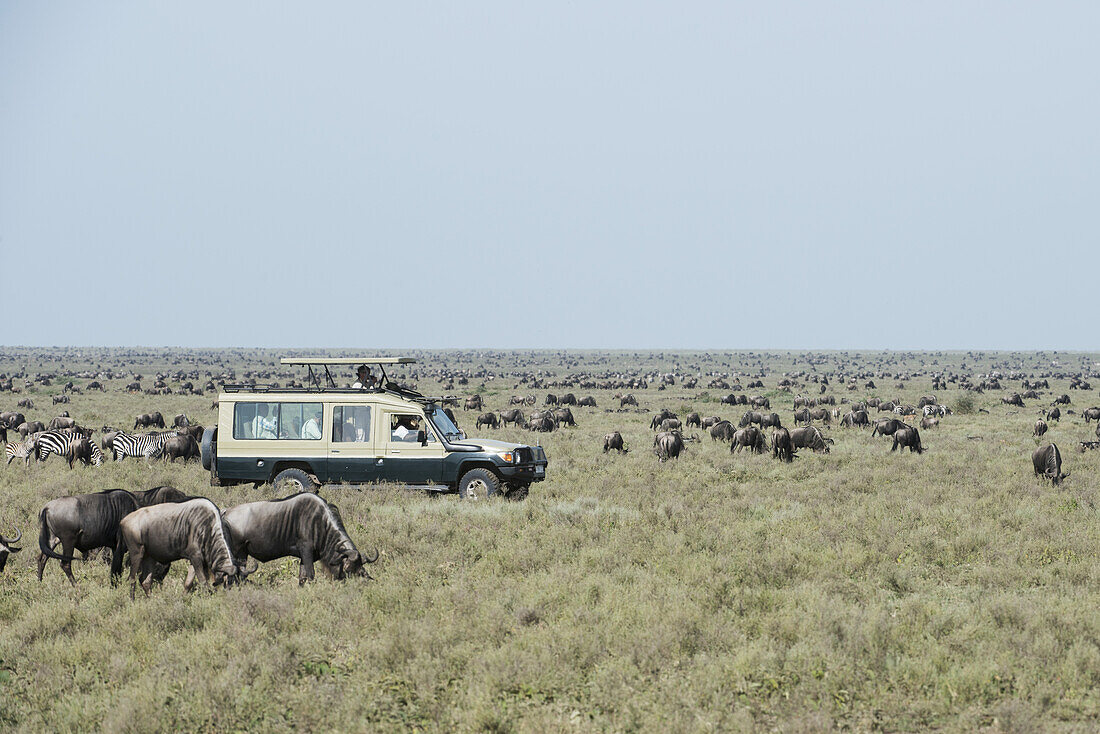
[{"x1": 501, "y1": 452, "x2": 514, "y2": 463}]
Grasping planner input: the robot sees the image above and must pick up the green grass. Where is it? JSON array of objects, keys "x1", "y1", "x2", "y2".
[{"x1": 1, "y1": 348, "x2": 1099, "y2": 731}]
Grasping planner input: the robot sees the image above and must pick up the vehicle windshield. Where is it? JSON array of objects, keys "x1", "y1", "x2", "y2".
[{"x1": 428, "y1": 407, "x2": 463, "y2": 439}]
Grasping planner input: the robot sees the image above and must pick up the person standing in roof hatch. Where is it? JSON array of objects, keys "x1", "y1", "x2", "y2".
[{"x1": 352, "y1": 365, "x2": 377, "y2": 389}]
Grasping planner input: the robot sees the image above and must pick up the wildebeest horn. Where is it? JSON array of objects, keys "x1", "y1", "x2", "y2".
[
  {"x1": 5, "y1": 528, "x2": 21, "y2": 545},
  {"x1": 243, "y1": 557, "x2": 259, "y2": 575},
  {"x1": 364, "y1": 547, "x2": 379, "y2": 563}
]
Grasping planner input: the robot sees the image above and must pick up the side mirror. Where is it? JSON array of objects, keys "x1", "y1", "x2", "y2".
[{"x1": 417, "y1": 430, "x2": 427, "y2": 445}]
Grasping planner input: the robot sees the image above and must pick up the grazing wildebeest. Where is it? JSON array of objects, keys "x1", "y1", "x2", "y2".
[
  {"x1": 1033, "y1": 418, "x2": 1048, "y2": 437},
  {"x1": 577, "y1": 396, "x2": 597, "y2": 407},
  {"x1": 161, "y1": 434, "x2": 201, "y2": 462},
  {"x1": 720, "y1": 394, "x2": 738, "y2": 406},
  {"x1": 841, "y1": 410, "x2": 870, "y2": 428},
  {"x1": 121, "y1": 499, "x2": 240, "y2": 597},
  {"x1": 134, "y1": 412, "x2": 166, "y2": 429},
  {"x1": 660, "y1": 417, "x2": 682, "y2": 432},
  {"x1": 701, "y1": 416, "x2": 722, "y2": 429},
  {"x1": 544, "y1": 394, "x2": 558, "y2": 406},
  {"x1": 750, "y1": 396, "x2": 770, "y2": 409},
  {"x1": 731, "y1": 426, "x2": 767, "y2": 454},
  {"x1": 878, "y1": 401, "x2": 897, "y2": 413},
  {"x1": 653, "y1": 431, "x2": 685, "y2": 462},
  {"x1": 917, "y1": 395, "x2": 937, "y2": 409},
  {"x1": 559, "y1": 393, "x2": 577, "y2": 406},
  {"x1": 709, "y1": 421, "x2": 735, "y2": 442},
  {"x1": 1046, "y1": 407, "x2": 1061, "y2": 422},
  {"x1": 173, "y1": 414, "x2": 190, "y2": 428},
  {"x1": 1032, "y1": 443, "x2": 1068, "y2": 485},
  {"x1": 1001, "y1": 394, "x2": 1024, "y2": 408},
  {"x1": 553, "y1": 407, "x2": 576, "y2": 427},
  {"x1": 738, "y1": 411, "x2": 763, "y2": 428},
  {"x1": 871, "y1": 418, "x2": 906, "y2": 437},
  {"x1": 48, "y1": 416, "x2": 76, "y2": 431},
  {"x1": 0, "y1": 528, "x2": 21, "y2": 572},
  {"x1": 650, "y1": 410, "x2": 677, "y2": 431},
  {"x1": 771, "y1": 428, "x2": 794, "y2": 462},
  {"x1": 920, "y1": 416, "x2": 939, "y2": 430},
  {"x1": 63, "y1": 437, "x2": 96, "y2": 468},
  {"x1": 52, "y1": 395, "x2": 70, "y2": 405},
  {"x1": 891, "y1": 426, "x2": 923, "y2": 454},
  {"x1": 1053, "y1": 394, "x2": 1071, "y2": 405},
  {"x1": 527, "y1": 415, "x2": 555, "y2": 432},
  {"x1": 810, "y1": 407, "x2": 832, "y2": 424},
  {"x1": 794, "y1": 408, "x2": 811, "y2": 426},
  {"x1": 603, "y1": 431, "x2": 627, "y2": 453},
  {"x1": 619, "y1": 394, "x2": 638, "y2": 408},
  {"x1": 760, "y1": 412, "x2": 782, "y2": 429},
  {"x1": 499, "y1": 409, "x2": 524, "y2": 428},
  {"x1": 684, "y1": 412, "x2": 701, "y2": 429},
  {"x1": 476, "y1": 412, "x2": 500, "y2": 430},
  {"x1": 224, "y1": 493, "x2": 377, "y2": 586},
  {"x1": 133, "y1": 485, "x2": 191, "y2": 506},
  {"x1": 38, "y1": 489, "x2": 140, "y2": 584},
  {"x1": 1083, "y1": 407, "x2": 1100, "y2": 424},
  {"x1": 464, "y1": 396, "x2": 483, "y2": 412},
  {"x1": 0, "y1": 412, "x2": 26, "y2": 430},
  {"x1": 789, "y1": 426, "x2": 830, "y2": 453}
]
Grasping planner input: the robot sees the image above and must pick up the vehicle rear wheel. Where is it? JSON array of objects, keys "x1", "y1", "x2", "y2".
[
  {"x1": 458, "y1": 468, "x2": 500, "y2": 500},
  {"x1": 273, "y1": 468, "x2": 318, "y2": 494}
]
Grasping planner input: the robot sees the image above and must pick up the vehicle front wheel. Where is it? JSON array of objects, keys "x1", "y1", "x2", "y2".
[
  {"x1": 458, "y1": 468, "x2": 500, "y2": 500},
  {"x1": 273, "y1": 468, "x2": 319, "y2": 494}
]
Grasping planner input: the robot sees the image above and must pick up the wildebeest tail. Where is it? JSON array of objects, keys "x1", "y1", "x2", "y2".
[{"x1": 38, "y1": 508, "x2": 75, "y2": 562}]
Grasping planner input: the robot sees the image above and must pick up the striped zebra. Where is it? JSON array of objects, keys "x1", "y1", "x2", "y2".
[
  {"x1": 31, "y1": 431, "x2": 103, "y2": 467},
  {"x1": 5, "y1": 440, "x2": 33, "y2": 466},
  {"x1": 110, "y1": 431, "x2": 174, "y2": 461}
]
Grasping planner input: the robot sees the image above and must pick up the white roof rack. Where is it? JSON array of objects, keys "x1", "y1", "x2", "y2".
[{"x1": 280, "y1": 357, "x2": 416, "y2": 365}]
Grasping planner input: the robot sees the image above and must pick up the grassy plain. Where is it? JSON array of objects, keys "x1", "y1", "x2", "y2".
[{"x1": 1, "y1": 348, "x2": 1100, "y2": 732}]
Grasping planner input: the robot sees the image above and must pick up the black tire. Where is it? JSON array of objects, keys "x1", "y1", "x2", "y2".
[
  {"x1": 273, "y1": 468, "x2": 318, "y2": 494},
  {"x1": 458, "y1": 468, "x2": 500, "y2": 500}
]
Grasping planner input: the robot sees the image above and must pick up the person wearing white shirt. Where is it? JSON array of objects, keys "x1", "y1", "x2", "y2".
[
  {"x1": 251, "y1": 405, "x2": 278, "y2": 439},
  {"x1": 300, "y1": 411, "x2": 322, "y2": 440},
  {"x1": 352, "y1": 365, "x2": 377, "y2": 389}
]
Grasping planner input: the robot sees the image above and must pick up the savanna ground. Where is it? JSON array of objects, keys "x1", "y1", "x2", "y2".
[{"x1": 1, "y1": 347, "x2": 1100, "y2": 732}]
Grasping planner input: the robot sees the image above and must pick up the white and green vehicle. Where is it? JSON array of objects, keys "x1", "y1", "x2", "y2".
[{"x1": 201, "y1": 357, "x2": 546, "y2": 500}]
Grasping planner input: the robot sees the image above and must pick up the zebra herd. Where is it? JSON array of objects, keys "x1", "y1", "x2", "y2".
[{"x1": 5, "y1": 429, "x2": 181, "y2": 468}]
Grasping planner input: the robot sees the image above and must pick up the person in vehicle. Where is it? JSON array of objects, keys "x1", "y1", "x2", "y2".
[
  {"x1": 352, "y1": 365, "x2": 377, "y2": 389},
  {"x1": 251, "y1": 404, "x2": 278, "y2": 439},
  {"x1": 301, "y1": 410, "x2": 322, "y2": 439}
]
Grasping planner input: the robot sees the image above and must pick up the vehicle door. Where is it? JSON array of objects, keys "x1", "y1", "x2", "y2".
[
  {"x1": 379, "y1": 411, "x2": 445, "y2": 485},
  {"x1": 327, "y1": 404, "x2": 382, "y2": 483}
]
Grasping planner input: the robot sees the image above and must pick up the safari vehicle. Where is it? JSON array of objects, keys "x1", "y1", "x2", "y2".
[{"x1": 201, "y1": 357, "x2": 547, "y2": 500}]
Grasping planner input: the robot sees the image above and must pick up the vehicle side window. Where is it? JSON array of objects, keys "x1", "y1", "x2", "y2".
[
  {"x1": 233, "y1": 402, "x2": 322, "y2": 440},
  {"x1": 333, "y1": 406, "x2": 371, "y2": 443},
  {"x1": 390, "y1": 414, "x2": 423, "y2": 442}
]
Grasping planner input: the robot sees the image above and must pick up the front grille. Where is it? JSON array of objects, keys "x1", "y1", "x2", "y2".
[{"x1": 516, "y1": 447, "x2": 533, "y2": 463}]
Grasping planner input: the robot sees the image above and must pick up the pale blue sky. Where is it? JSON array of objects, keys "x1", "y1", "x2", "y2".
[{"x1": 2, "y1": 2, "x2": 1097, "y2": 349}]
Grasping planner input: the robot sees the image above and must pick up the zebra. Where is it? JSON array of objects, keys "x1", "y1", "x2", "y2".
[
  {"x1": 31, "y1": 431, "x2": 103, "y2": 467},
  {"x1": 5, "y1": 440, "x2": 33, "y2": 466},
  {"x1": 110, "y1": 431, "x2": 174, "y2": 461}
]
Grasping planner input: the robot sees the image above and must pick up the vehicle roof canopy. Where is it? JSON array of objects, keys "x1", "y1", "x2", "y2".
[{"x1": 280, "y1": 357, "x2": 416, "y2": 365}]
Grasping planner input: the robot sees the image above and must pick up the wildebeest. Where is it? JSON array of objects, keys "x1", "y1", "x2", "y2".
[
  {"x1": 527, "y1": 415, "x2": 555, "y2": 432},
  {"x1": 701, "y1": 416, "x2": 722, "y2": 429},
  {"x1": 224, "y1": 493, "x2": 377, "y2": 585},
  {"x1": 917, "y1": 395, "x2": 938, "y2": 409},
  {"x1": 738, "y1": 411, "x2": 763, "y2": 428},
  {"x1": 771, "y1": 428, "x2": 794, "y2": 462},
  {"x1": 134, "y1": 412, "x2": 166, "y2": 429},
  {"x1": 760, "y1": 412, "x2": 782, "y2": 429},
  {"x1": 653, "y1": 430, "x2": 685, "y2": 462},
  {"x1": 810, "y1": 407, "x2": 832, "y2": 424},
  {"x1": 37, "y1": 489, "x2": 141, "y2": 584},
  {"x1": 660, "y1": 417, "x2": 682, "y2": 432},
  {"x1": 794, "y1": 408, "x2": 811, "y2": 426},
  {"x1": 650, "y1": 409, "x2": 677, "y2": 430},
  {"x1": 684, "y1": 412, "x2": 701, "y2": 429},
  {"x1": 920, "y1": 416, "x2": 939, "y2": 430},
  {"x1": 731, "y1": 426, "x2": 767, "y2": 454},
  {"x1": 544, "y1": 394, "x2": 558, "y2": 406},
  {"x1": 1083, "y1": 407, "x2": 1100, "y2": 424},
  {"x1": 750, "y1": 396, "x2": 770, "y2": 409},
  {"x1": 553, "y1": 407, "x2": 576, "y2": 427},
  {"x1": 1001, "y1": 394, "x2": 1025, "y2": 408},
  {"x1": 619, "y1": 394, "x2": 637, "y2": 408},
  {"x1": 121, "y1": 498, "x2": 239, "y2": 597},
  {"x1": 891, "y1": 426, "x2": 923, "y2": 454},
  {"x1": 0, "y1": 528, "x2": 21, "y2": 572},
  {"x1": 463, "y1": 396, "x2": 483, "y2": 412},
  {"x1": 841, "y1": 410, "x2": 870, "y2": 428},
  {"x1": 498, "y1": 409, "x2": 524, "y2": 428},
  {"x1": 0, "y1": 412, "x2": 26, "y2": 430},
  {"x1": 1053, "y1": 394, "x2": 1071, "y2": 405},
  {"x1": 871, "y1": 418, "x2": 906, "y2": 437},
  {"x1": 789, "y1": 426, "x2": 830, "y2": 453},
  {"x1": 1046, "y1": 407, "x2": 1061, "y2": 422},
  {"x1": 48, "y1": 416, "x2": 76, "y2": 431},
  {"x1": 52, "y1": 395, "x2": 70, "y2": 405},
  {"x1": 603, "y1": 431, "x2": 627, "y2": 453},
  {"x1": 559, "y1": 393, "x2": 577, "y2": 406},
  {"x1": 709, "y1": 421, "x2": 735, "y2": 442},
  {"x1": 476, "y1": 412, "x2": 500, "y2": 430},
  {"x1": 63, "y1": 437, "x2": 96, "y2": 468},
  {"x1": 161, "y1": 434, "x2": 200, "y2": 462},
  {"x1": 173, "y1": 414, "x2": 190, "y2": 428},
  {"x1": 577, "y1": 396, "x2": 597, "y2": 407},
  {"x1": 133, "y1": 485, "x2": 191, "y2": 506},
  {"x1": 1032, "y1": 443, "x2": 1067, "y2": 485},
  {"x1": 1033, "y1": 418, "x2": 1048, "y2": 437}
]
